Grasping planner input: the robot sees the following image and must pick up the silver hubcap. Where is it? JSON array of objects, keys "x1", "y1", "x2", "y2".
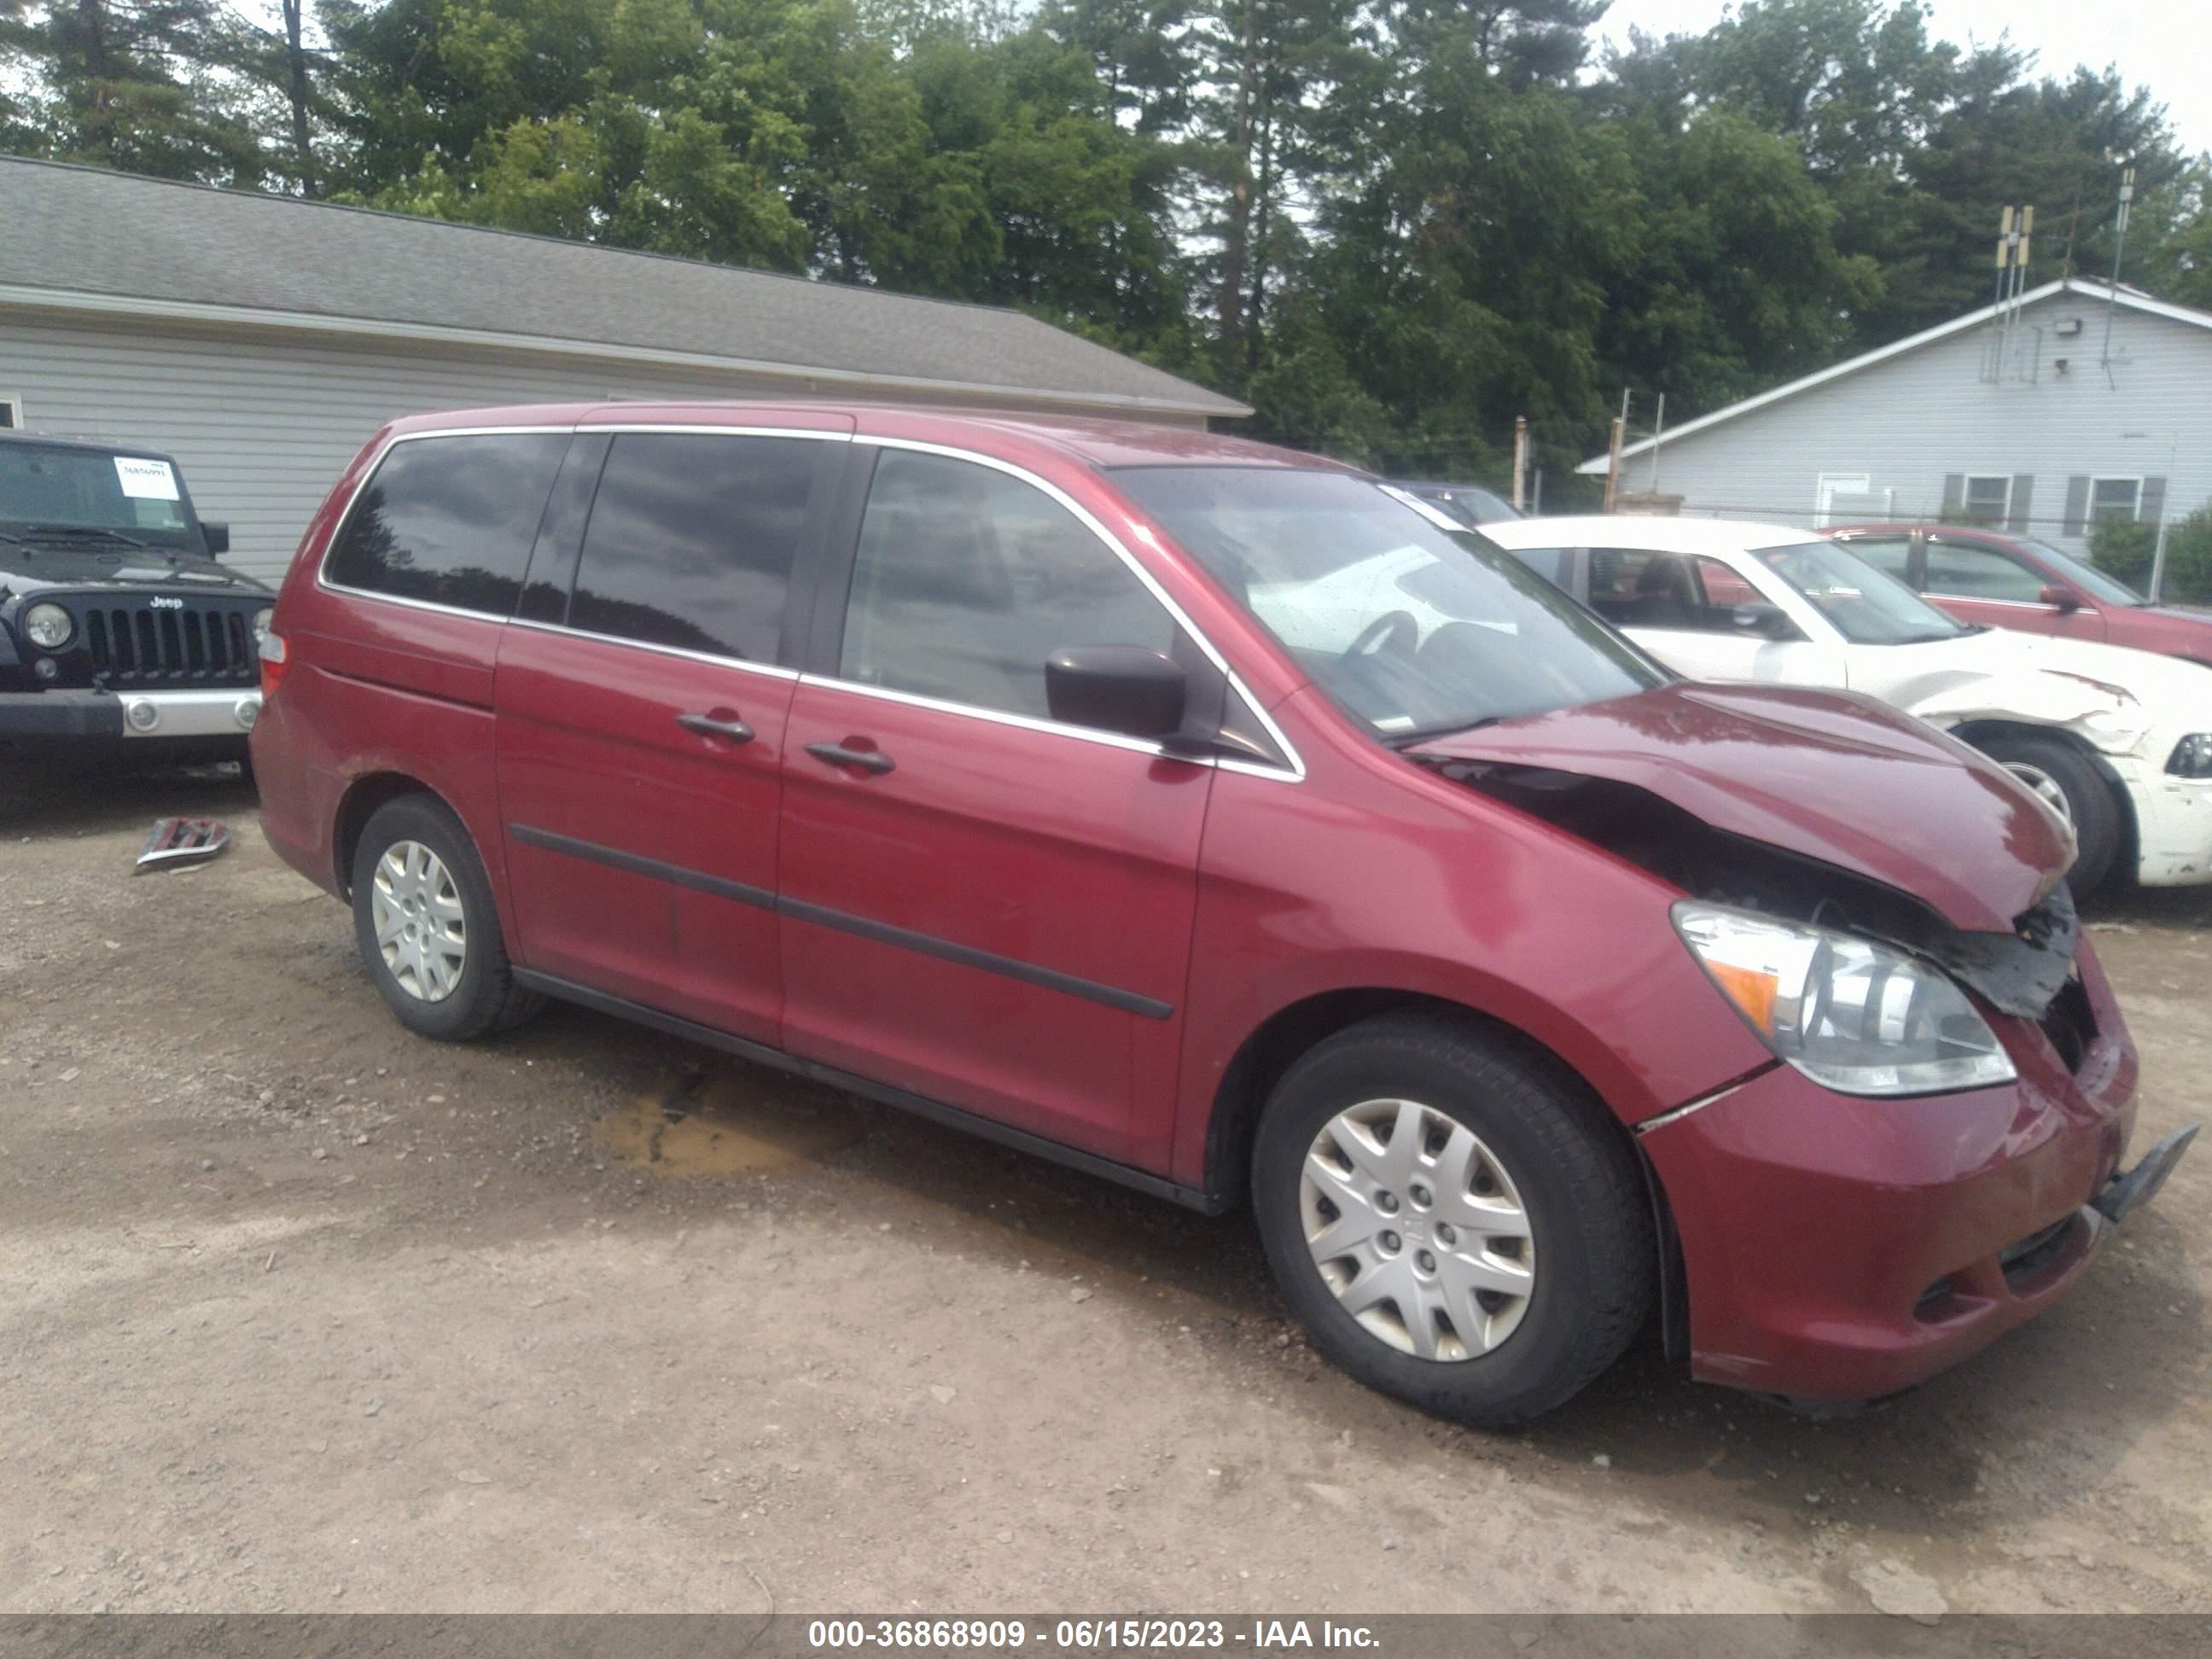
[
  {"x1": 2005, "y1": 762, "x2": 2074, "y2": 825},
  {"x1": 370, "y1": 840, "x2": 467, "y2": 1003},
  {"x1": 1301, "y1": 1098, "x2": 1535, "y2": 1361}
]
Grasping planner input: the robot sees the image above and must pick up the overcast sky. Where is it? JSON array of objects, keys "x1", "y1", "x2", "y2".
[{"x1": 1592, "y1": 0, "x2": 2209, "y2": 156}]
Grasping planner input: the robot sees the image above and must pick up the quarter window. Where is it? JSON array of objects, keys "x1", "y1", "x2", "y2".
[
  {"x1": 1692, "y1": 557, "x2": 1762, "y2": 611},
  {"x1": 325, "y1": 433, "x2": 569, "y2": 616},
  {"x1": 838, "y1": 450, "x2": 1175, "y2": 722},
  {"x1": 568, "y1": 433, "x2": 818, "y2": 662},
  {"x1": 1924, "y1": 539, "x2": 2046, "y2": 602}
]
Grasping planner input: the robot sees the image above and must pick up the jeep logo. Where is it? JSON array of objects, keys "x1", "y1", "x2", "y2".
[{"x1": 148, "y1": 597, "x2": 184, "y2": 609}]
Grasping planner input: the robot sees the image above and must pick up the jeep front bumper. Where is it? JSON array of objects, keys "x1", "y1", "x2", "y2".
[{"x1": 0, "y1": 687, "x2": 261, "y2": 746}]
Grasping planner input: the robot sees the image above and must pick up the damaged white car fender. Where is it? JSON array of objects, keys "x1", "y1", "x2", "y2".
[{"x1": 1891, "y1": 645, "x2": 2155, "y2": 756}]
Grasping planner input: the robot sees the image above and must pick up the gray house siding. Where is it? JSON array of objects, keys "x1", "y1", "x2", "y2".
[
  {"x1": 0, "y1": 307, "x2": 1208, "y2": 587},
  {"x1": 1605, "y1": 289, "x2": 2212, "y2": 551}
]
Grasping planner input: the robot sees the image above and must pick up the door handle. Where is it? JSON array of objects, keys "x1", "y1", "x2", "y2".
[
  {"x1": 676, "y1": 712, "x2": 754, "y2": 743},
  {"x1": 806, "y1": 741, "x2": 894, "y2": 776}
]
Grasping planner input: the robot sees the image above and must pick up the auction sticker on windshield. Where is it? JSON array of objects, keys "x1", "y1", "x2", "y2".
[{"x1": 114, "y1": 457, "x2": 180, "y2": 500}]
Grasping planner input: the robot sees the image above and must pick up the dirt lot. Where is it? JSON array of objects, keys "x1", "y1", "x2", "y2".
[{"x1": 2, "y1": 765, "x2": 2207, "y2": 1618}]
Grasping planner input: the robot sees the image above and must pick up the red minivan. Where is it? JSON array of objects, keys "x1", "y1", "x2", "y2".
[{"x1": 252, "y1": 404, "x2": 2192, "y2": 1423}]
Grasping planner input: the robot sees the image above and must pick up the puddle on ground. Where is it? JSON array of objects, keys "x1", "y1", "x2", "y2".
[{"x1": 596, "y1": 1068, "x2": 864, "y2": 1176}]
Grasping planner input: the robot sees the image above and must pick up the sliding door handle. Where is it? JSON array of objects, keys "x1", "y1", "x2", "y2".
[
  {"x1": 806, "y1": 741, "x2": 894, "y2": 776},
  {"x1": 676, "y1": 712, "x2": 754, "y2": 743}
]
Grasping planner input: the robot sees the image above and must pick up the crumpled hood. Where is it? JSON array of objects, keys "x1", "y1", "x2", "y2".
[{"x1": 1412, "y1": 683, "x2": 2070, "y2": 933}]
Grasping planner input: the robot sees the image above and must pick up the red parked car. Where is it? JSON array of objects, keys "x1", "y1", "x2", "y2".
[
  {"x1": 251, "y1": 404, "x2": 2192, "y2": 1423},
  {"x1": 1826, "y1": 523, "x2": 2212, "y2": 668}
]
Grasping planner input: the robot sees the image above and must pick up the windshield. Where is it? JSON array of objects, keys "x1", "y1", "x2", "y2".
[
  {"x1": 2018, "y1": 538, "x2": 2146, "y2": 607},
  {"x1": 0, "y1": 444, "x2": 194, "y2": 542},
  {"x1": 1112, "y1": 467, "x2": 1665, "y2": 742},
  {"x1": 1755, "y1": 540, "x2": 1968, "y2": 645}
]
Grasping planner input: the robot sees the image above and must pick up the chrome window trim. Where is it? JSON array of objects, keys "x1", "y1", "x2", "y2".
[
  {"x1": 506, "y1": 614, "x2": 801, "y2": 680},
  {"x1": 574, "y1": 423, "x2": 854, "y2": 442},
  {"x1": 316, "y1": 424, "x2": 849, "y2": 614},
  {"x1": 309, "y1": 421, "x2": 1304, "y2": 780},
  {"x1": 1921, "y1": 593, "x2": 2093, "y2": 614},
  {"x1": 855, "y1": 435, "x2": 1305, "y2": 782},
  {"x1": 311, "y1": 583, "x2": 516, "y2": 626},
  {"x1": 313, "y1": 422, "x2": 579, "y2": 613},
  {"x1": 797, "y1": 670, "x2": 1199, "y2": 765}
]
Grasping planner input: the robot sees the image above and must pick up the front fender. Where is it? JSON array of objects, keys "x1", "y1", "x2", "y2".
[
  {"x1": 1906, "y1": 671, "x2": 2151, "y2": 759},
  {"x1": 1168, "y1": 713, "x2": 1778, "y2": 1190}
]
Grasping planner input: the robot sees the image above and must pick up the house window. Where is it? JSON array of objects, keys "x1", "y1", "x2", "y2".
[
  {"x1": 1816, "y1": 474, "x2": 1895, "y2": 527},
  {"x1": 1961, "y1": 474, "x2": 2011, "y2": 525},
  {"x1": 0, "y1": 397, "x2": 20, "y2": 429},
  {"x1": 2091, "y1": 476, "x2": 2142, "y2": 522}
]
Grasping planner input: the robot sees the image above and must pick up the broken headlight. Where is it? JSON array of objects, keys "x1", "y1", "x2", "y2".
[
  {"x1": 2168, "y1": 733, "x2": 2212, "y2": 779},
  {"x1": 1672, "y1": 902, "x2": 2017, "y2": 1097}
]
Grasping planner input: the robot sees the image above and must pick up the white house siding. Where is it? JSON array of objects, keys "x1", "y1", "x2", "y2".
[
  {"x1": 0, "y1": 306, "x2": 1208, "y2": 586},
  {"x1": 1610, "y1": 293, "x2": 2212, "y2": 551}
]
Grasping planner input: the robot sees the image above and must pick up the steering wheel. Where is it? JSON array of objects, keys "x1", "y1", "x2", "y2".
[{"x1": 1342, "y1": 609, "x2": 1418, "y2": 663}]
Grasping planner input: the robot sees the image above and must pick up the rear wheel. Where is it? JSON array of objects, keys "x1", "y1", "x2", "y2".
[
  {"x1": 1970, "y1": 731, "x2": 2122, "y2": 893},
  {"x1": 350, "y1": 795, "x2": 541, "y2": 1041},
  {"x1": 1251, "y1": 1011, "x2": 1653, "y2": 1425}
]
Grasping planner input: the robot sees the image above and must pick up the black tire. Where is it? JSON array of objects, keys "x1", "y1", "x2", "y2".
[
  {"x1": 1251, "y1": 1011, "x2": 1653, "y2": 1426},
  {"x1": 1970, "y1": 731, "x2": 2122, "y2": 894},
  {"x1": 349, "y1": 795, "x2": 542, "y2": 1042}
]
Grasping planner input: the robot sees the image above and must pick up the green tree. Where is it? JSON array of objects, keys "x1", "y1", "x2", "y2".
[
  {"x1": 2, "y1": 0, "x2": 262, "y2": 179},
  {"x1": 2133, "y1": 155, "x2": 2212, "y2": 310},
  {"x1": 1181, "y1": 0, "x2": 1366, "y2": 384},
  {"x1": 2093, "y1": 509, "x2": 2212, "y2": 607},
  {"x1": 1598, "y1": 109, "x2": 1878, "y2": 415}
]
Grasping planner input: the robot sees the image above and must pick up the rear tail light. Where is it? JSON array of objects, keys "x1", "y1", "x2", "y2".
[{"x1": 259, "y1": 630, "x2": 288, "y2": 701}]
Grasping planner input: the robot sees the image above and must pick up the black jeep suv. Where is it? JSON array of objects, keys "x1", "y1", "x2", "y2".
[{"x1": 1, "y1": 430, "x2": 271, "y2": 764}]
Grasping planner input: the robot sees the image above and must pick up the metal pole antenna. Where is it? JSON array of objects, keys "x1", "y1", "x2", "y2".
[{"x1": 2101, "y1": 165, "x2": 2135, "y2": 368}]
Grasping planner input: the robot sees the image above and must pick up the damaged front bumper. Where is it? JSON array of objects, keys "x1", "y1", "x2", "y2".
[
  {"x1": 1639, "y1": 943, "x2": 2192, "y2": 1406},
  {"x1": 2124, "y1": 757, "x2": 2212, "y2": 886}
]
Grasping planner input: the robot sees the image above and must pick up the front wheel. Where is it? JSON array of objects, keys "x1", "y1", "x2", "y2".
[
  {"x1": 1971, "y1": 731, "x2": 2122, "y2": 894},
  {"x1": 350, "y1": 795, "x2": 542, "y2": 1041},
  {"x1": 1252, "y1": 1011, "x2": 1654, "y2": 1426}
]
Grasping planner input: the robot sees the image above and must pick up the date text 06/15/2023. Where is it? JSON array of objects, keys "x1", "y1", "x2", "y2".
[{"x1": 806, "y1": 1621, "x2": 1382, "y2": 1651}]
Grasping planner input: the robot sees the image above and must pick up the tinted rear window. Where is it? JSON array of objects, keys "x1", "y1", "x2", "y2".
[
  {"x1": 567, "y1": 433, "x2": 818, "y2": 662},
  {"x1": 325, "y1": 433, "x2": 568, "y2": 615}
]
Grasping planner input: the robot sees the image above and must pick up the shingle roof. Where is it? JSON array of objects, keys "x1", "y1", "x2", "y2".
[{"x1": 0, "y1": 156, "x2": 1246, "y2": 419}]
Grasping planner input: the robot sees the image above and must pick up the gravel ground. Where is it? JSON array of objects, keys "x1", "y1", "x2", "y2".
[{"x1": 1, "y1": 765, "x2": 2206, "y2": 1617}]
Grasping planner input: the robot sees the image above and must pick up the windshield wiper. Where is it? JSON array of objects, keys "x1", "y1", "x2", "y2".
[
  {"x1": 20, "y1": 523, "x2": 147, "y2": 548},
  {"x1": 1384, "y1": 715, "x2": 1506, "y2": 750}
]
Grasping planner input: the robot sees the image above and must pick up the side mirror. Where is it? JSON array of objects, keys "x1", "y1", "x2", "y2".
[
  {"x1": 1045, "y1": 645, "x2": 1187, "y2": 739},
  {"x1": 2039, "y1": 583, "x2": 2079, "y2": 614},
  {"x1": 1732, "y1": 601, "x2": 1795, "y2": 640},
  {"x1": 201, "y1": 521, "x2": 230, "y2": 556}
]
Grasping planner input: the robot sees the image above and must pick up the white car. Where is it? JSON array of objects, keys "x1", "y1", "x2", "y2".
[{"x1": 1465, "y1": 516, "x2": 2212, "y2": 892}]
